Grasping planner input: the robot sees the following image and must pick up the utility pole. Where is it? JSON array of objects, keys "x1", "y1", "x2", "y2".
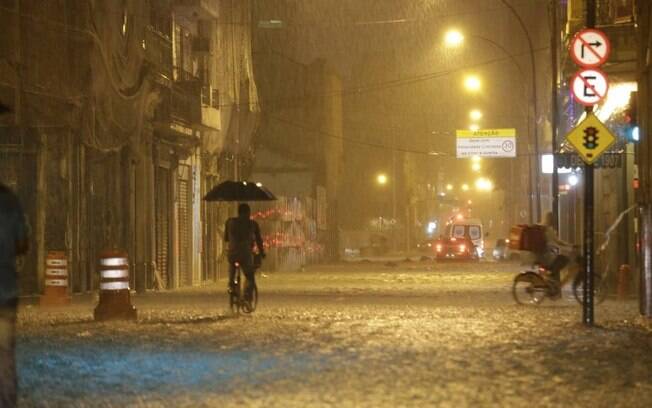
[
  {"x1": 500, "y1": 0, "x2": 541, "y2": 223},
  {"x1": 550, "y1": 0, "x2": 560, "y2": 230}
]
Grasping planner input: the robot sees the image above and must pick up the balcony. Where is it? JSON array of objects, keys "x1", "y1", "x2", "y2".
[
  {"x1": 172, "y1": 0, "x2": 218, "y2": 21},
  {"x1": 173, "y1": 66, "x2": 200, "y2": 83},
  {"x1": 566, "y1": 0, "x2": 635, "y2": 34},
  {"x1": 143, "y1": 26, "x2": 173, "y2": 84},
  {"x1": 153, "y1": 82, "x2": 201, "y2": 142}
]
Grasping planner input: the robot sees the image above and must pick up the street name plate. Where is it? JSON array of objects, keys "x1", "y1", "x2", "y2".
[{"x1": 456, "y1": 128, "x2": 516, "y2": 158}]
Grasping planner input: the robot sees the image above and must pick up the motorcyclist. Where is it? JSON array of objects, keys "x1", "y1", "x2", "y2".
[{"x1": 224, "y1": 203, "x2": 265, "y2": 301}]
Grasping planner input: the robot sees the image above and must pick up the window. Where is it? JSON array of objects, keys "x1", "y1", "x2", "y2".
[
  {"x1": 469, "y1": 226, "x2": 481, "y2": 240},
  {"x1": 211, "y1": 88, "x2": 220, "y2": 109},
  {"x1": 453, "y1": 225, "x2": 465, "y2": 238}
]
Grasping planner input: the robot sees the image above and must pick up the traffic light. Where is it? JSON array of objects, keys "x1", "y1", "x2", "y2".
[{"x1": 625, "y1": 91, "x2": 639, "y2": 142}]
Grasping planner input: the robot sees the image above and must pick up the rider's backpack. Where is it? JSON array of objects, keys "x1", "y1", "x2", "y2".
[{"x1": 509, "y1": 224, "x2": 546, "y2": 253}]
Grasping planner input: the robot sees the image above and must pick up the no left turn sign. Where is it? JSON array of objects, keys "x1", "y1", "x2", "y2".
[
  {"x1": 570, "y1": 29, "x2": 610, "y2": 68},
  {"x1": 571, "y1": 68, "x2": 609, "y2": 106}
]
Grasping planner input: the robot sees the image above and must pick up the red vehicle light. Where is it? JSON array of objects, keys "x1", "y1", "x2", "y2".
[
  {"x1": 436, "y1": 244, "x2": 443, "y2": 252},
  {"x1": 459, "y1": 244, "x2": 466, "y2": 252}
]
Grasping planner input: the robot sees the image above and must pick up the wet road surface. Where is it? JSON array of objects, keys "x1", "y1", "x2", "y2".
[{"x1": 16, "y1": 260, "x2": 652, "y2": 407}]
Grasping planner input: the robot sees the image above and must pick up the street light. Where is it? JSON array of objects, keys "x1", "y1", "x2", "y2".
[
  {"x1": 471, "y1": 162, "x2": 481, "y2": 172},
  {"x1": 444, "y1": 29, "x2": 465, "y2": 47},
  {"x1": 475, "y1": 177, "x2": 494, "y2": 191},
  {"x1": 498, "y1": 0, "x2": 541, "y2": 223},
  {"x1": 469, "y1": 109, "x2": 483, "y2": 121},
  {"x1": 463, "y1": 75, "x2": 482, "y2": 92},
  {"x1": 461, "y1": 183, "x2": 470, "y2": 191},
  {"x1": 376, "y1": 173, "x2": 388, "y2": 185},
  {"x1": 446, "y1": 183, "x2": 454, "y2": 191}
]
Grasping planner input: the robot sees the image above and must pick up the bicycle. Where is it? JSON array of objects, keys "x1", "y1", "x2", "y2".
[
  {"x1": 229, "y1": 261, "x2": 258, "y2": 314},
  {"x1": 512, "y1": 255, "x2": 608, "y2": 306}
]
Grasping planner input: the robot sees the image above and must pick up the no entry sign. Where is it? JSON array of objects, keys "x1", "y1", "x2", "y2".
[
  {"x1": 571, "y1": 68, "x2": 609, "y2": 106},
  {"x1": 570, "y1": 29, "x2": 611, "y2": 68}
]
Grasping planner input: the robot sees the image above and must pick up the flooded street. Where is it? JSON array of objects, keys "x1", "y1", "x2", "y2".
[{"x1": 16, "y1": 261, "x2": 652, "y2": 407}]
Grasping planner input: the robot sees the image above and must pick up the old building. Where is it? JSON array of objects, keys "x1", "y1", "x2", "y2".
[{"x1": 0, "y1": 0, "x2": 259, "y2": 295}]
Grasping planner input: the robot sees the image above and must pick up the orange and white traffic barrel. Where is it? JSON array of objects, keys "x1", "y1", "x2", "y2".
[
  {"x1": 94, "y1": 250, "x2": 137, "y2": 321},
  {"x1": 40, "y1": 251, "x2": 71, "y2": 306}
]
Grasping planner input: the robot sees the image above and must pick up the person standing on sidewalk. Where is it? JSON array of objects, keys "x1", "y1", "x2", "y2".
[{"x1": 0, "y1": 183, "x2": 29, "y2": 407}]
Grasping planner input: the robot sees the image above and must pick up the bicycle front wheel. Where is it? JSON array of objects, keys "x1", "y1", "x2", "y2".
[
  {"x1": 512, "y1": 272, "x2": 548, "y2": 305},
  {"x1": 230, "y1": 278, "x2": 241, "y2": 314},
  {"x1": 573, "y1": 273, "x2": 607, "y2": 305}
]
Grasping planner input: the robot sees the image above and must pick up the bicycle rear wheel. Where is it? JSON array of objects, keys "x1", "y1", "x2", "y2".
[
  {"x1": 573, "y1": 273, "x2": 607, "y2": 305},
  {"x1": 242, "y1": 285, "x2": 258, "y2": 314},
  {"x1": 512, "y1": 272, "x2": 548, "y2": 305}
]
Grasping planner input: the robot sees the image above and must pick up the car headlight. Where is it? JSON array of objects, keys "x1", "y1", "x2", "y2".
[
  {"x1": 436, "y1": 244, "x2": 442, "y2": 252},
  {"x1": 459, "y1": 244, "x2": 466, "y2": 252}
]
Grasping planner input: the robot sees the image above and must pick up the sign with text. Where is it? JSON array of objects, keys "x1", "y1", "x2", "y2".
[
  {"x1": 456, "y1": 128, "x2": 516, "y2": 158},
  {"x1": 555, "y1": 152, "x2": 622, "y2": 169}
]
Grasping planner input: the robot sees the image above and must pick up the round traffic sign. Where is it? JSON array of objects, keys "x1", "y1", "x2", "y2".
[
  {"x1": 571, "y1": 68, "x2": 609, "y2": 106},
  {"x1": 570, "y1": 29, "x2": 610, "y2": 68}
]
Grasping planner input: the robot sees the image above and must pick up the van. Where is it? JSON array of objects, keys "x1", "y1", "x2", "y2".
[{"x1": 447, "y1": 218, "x2": 484, "y2": 258}]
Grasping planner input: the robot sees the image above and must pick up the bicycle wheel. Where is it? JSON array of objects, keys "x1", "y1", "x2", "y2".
[
  {"x1": 573, "y1": 273, "x2": 607, "y2": 305},
  {"x1": 241, "y1": 285, "x2": 258, "y2": 314},
  {"x1": 229, "y1": 273, "x2": 241, "y2": 314},
  {"x1": 512, "y1": 272, "x2": 548, "y2": 305}
]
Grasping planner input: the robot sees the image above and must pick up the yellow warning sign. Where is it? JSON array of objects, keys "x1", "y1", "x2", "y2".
[{"x1": 565, "y1": 112, "x2": 616, "y2": 165}]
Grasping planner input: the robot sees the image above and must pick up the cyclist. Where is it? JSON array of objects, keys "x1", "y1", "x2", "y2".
[
  {"x1": 538, "y1": 211, "x2": 575, "y2": 295},
  {"x1": 224, "y1": 203, "x2": 265, "y2": 302}
]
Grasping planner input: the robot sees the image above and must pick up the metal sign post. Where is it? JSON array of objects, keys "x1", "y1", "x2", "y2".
[
  {"x1": 583, "y1": 0, "x2": 597, "y2": 327},
  {"x1": 564, "y1": 0, "x2": 603, "y2": 326}
]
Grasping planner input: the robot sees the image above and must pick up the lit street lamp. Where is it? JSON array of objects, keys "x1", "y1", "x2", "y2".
[
  {"x1": 475, "y1": 177, "x2": 494, "y2": 191},
  {"x1": 444, "y1": 29, "x2": 465, "y2": 47},
  {"x1": 376, "y1": 173, "x2": 388, "y2": 185},
  {"x1": 469, "y1": 109, "x2": 483, "y2": 121},
  {"x1": 463, "y1": 75, "x2": 482, "y2": 92}
]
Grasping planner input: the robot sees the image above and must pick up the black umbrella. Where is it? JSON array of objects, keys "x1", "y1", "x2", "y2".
[{"x1": 204, "y1": 180, "x2": 277, "y2": 202}]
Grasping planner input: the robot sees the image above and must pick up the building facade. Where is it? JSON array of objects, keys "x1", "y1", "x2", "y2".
[{"x1": 0, "y1": 0, "x2": 259, "y2": 295}]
